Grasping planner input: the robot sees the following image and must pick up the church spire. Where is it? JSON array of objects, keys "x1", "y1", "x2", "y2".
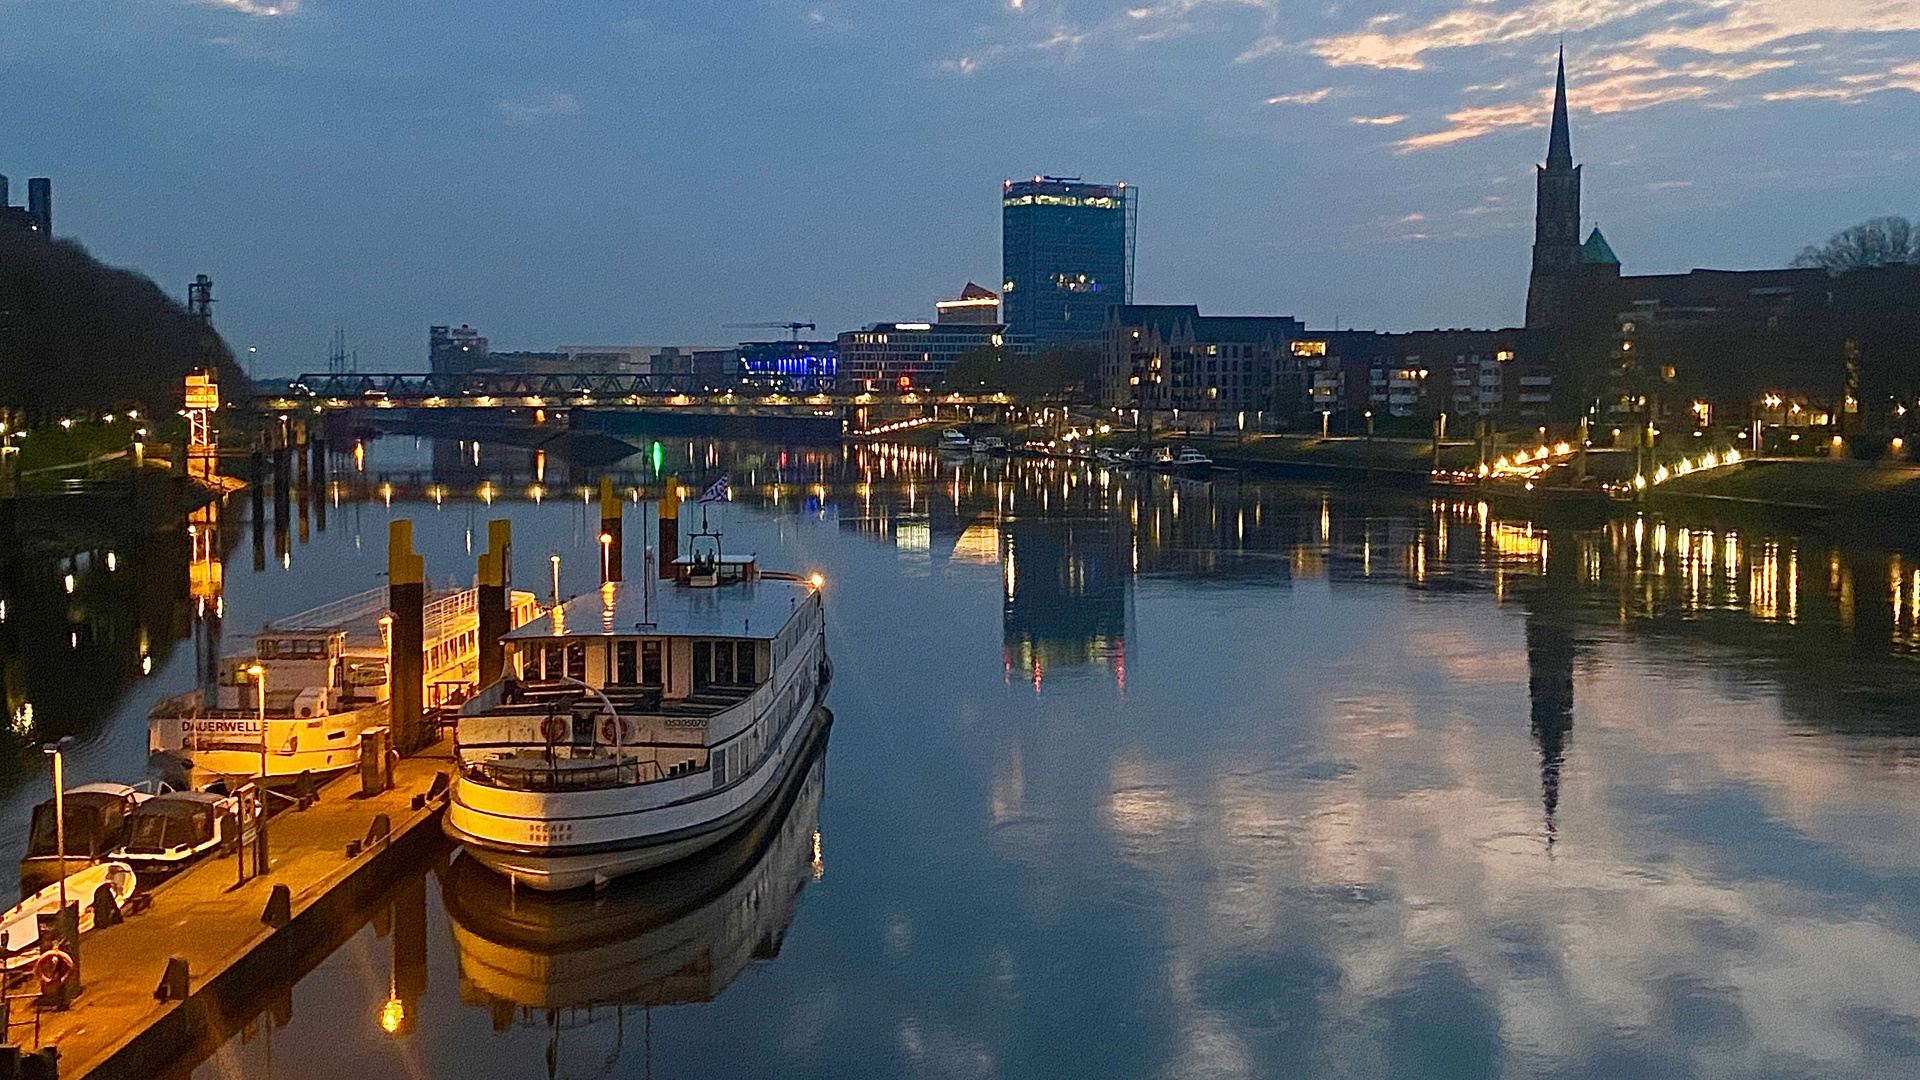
[{"x1": 1546, "y1": 46, "x2": 1572, "y2": 167}]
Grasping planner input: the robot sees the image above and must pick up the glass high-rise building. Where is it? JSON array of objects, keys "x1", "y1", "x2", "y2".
[{"x1": 1002, "y1": 177, "x2": 1134, "y2": 349}]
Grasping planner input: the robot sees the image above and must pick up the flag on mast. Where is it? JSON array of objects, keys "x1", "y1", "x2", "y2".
[{"x1": 699, "y1": 475, "x2": 730, "y2": 503}]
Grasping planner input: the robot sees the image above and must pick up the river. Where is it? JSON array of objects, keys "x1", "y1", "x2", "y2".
[{"x1": 5, "y1": 434, "x2": 1919, "y2": 1079}]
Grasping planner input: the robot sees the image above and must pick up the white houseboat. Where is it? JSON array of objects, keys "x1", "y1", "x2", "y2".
[
  {"x1": 150, "y1": 585, "x2": 538, "y2": 791},
  {"x1": 444, "y1": 542, "x2": 829, "y2": 891}
]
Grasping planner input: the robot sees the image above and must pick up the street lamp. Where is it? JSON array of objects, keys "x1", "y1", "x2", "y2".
[
  {"x1": 247, "y1": 663, "x2": 267, "y2": 779},
  {"x1": 599, "y1": 532, "x2": 613, "y2": 584},
  {"x1": 41, "y1": 736, "x2": 75, "y2": 912},
  {"x1": 549, "y1": 554, "x2": 562, "y2": 609}
]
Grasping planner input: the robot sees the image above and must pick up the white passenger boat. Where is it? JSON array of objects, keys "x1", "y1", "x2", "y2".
[
  {"x1": 445, "y1": 537, "x2": 830, "y2": 891},
  {"x1": 149, "y1": 586, "x2": 538, "y2": 791},
  {"x1": 148, "y1": 620, "x2": 390, "y2": 791}
]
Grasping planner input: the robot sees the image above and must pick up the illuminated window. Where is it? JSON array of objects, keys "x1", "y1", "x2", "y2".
[
  {"x1": 1291, "y1": 341, "x2": 1327, "y2": 357},
  {"x1": 1495, "y1": 350, "x2": 1514, "y2": 362}
]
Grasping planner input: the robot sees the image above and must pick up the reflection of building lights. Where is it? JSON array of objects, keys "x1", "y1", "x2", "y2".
[{"x1": 379, "y1": 995, "x2": 404, "y2": 1035}]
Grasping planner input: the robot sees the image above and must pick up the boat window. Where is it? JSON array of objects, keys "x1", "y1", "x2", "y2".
[
  {"x1": 642, "y1": 640, "x2": 663, "y2": 687},
  {"x1": 713, "y1": 640, "x2": 734, "y2": 685},
  {"x1": 127, "y1": 813, "x2": 168, "y2": 854},
  {"x1": 693, "y1": 641, "x2": 712, "y2": 690},
  {"x1": 615, "y1": 640, "x2": 638, "y2": 685},
  {"x1": 565, "y1": 641, "x2": 586, "y2": 680},
  {"x1": 736, "y1": 641, "x2": 756, "y2": 684}
]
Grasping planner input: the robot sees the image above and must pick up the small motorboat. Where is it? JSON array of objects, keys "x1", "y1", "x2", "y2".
[
  {"x1": 937, "y1": 429, "x2": 973, "y2": 454},
  {"x1": 972, "y1": 436, "x2": 1008, "y2": 456},
  {"x1": 118, "y1": 792, "x2": 243, "y2": 883},
  {"x1": 1150, "y1": 446, "x2": 1213, "y2": 475},
  {"x1": 0, "y1": 861, "x2": 138, "y2": 972},
  {"x1": 1170, "y1": 446, "x2": 1214, "y2": 474},
  {"x1": 18, "y1": 784, "x2": 147, "y2": 899}
]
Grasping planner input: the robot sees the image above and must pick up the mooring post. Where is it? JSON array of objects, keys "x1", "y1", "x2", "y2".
[
  {"x1": 388, "y1": 520, "x2": 426, "y2": 754},
  {"x1": 477, "y1": 519, "x2": 512, "y2": 688},
  {"x1": 599, "y1": 477, "x2": 623, "y2": 583},
  {"x1": 658, "y1": 480, "x2": 680, "y2": 577}
]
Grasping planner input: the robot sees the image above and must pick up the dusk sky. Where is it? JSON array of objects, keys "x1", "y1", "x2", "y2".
[{"x1": 3, "y1": 0, "x2": 1916, "y2": 372}]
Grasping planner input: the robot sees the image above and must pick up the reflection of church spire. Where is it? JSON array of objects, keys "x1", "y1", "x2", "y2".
[{"x1": 1523, "y1": 532, "x2": 1577, "y2": 848}]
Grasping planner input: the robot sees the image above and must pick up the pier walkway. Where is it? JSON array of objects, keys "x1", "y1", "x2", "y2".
[{"x1": 21, "y1": 749, "x2": 455, "y2": 1080}]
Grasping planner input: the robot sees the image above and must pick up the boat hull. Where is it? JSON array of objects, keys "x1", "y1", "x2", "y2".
[{"x1": 448, "y1": 706, "x2": 831, "y2": 892}]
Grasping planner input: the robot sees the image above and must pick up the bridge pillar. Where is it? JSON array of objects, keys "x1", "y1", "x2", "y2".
[
  {"x1": 477, "y1": 519, "x2": 511, "y2": 688},
  {"x1": 599, "y1": 476, "x2": 622, "y2": 583},
  {"x1": 659, "y1": 480, "x2": 679, "y2": 577},
  {"x1": 388, "y1": 520, "x2": 426, "y2": 754}
]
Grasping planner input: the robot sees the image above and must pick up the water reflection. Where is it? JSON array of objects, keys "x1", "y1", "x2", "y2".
[
  {"x1": 444, "y1": 722, "x2": 827, "y2": 1075},
  {"x1": 116, "y1": 432, "x2": 1920, "y2": 1078}
]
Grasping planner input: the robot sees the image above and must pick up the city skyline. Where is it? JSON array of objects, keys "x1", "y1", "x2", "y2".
[{"x1": 1, "y1": 0, "x2": 1914, "y2": 371}]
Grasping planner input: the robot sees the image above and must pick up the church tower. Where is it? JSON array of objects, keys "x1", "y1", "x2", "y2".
[{"x1": 1525, "y1": 48, "x2": 1582, "y2": 328}]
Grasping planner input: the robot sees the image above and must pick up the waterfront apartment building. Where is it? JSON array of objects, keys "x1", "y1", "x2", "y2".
[
  {"x1": 1300, "y1": 329, "x2": 1554, "y2": 423},
  {"x1": 0, "y1": 175, "x2": 52, "y2": 237},
  {"x1": 1101, "y1": 305, "x2": 1304, "y2": 419},
  {"x1": 1003, "y1": 177, "x2": 1134, "y2": 348}
]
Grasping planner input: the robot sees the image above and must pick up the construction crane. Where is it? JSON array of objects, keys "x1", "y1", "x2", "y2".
[{"x1": 722, "y1": 321, "x2": 816, "y2": 341}]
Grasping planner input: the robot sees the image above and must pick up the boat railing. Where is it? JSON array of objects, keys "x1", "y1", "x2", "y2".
[
  {"x1": 423, "y1": 588, "x2": 478, "y2": 643},
  {"x1": 268, "y1": 586, "x2": 389, "y2": 631},
  {"x1": 465, "y1": 755, "x2": 680, "y2": 792}
]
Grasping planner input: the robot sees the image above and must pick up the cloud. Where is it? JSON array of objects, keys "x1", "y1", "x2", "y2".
[
  {"x1": 1235, "y1": 35, "x2": 1286, "y2": 63},
  {"x1": 497, "y1": 90, "x2": 582, "y2": 126},
  {"x1": 1396, "y1": 101, "x2": 1541, "y2": 152},
  {"x1": 1763, "y1": 61, "x2": 1920, "y2": 102},
  {"x1": 1350, "y1": 114, "x2": 1408, "y2": 125},
  {"x1": 206, "y1": 0, "x2": 297, "y2": 14},
  {"x1": 1267, "y1": 87, "x2": 1333, "y2": 105}
]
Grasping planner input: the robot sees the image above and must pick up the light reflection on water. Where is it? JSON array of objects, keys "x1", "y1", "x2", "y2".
[{"x1": 7, "y1": 434, "x2": 1920, "y2": 1078}]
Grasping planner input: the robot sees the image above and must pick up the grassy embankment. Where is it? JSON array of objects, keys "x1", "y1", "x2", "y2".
[{"x1": 1653, "y1": 457, "x2": 1920, "y2": 517}]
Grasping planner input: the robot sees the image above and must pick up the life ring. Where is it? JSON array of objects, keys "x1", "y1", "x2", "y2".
[
  {"x1": 34, "y1": 948, "x2": 73, "y2": 985},
  {"x1": 598, "y1": 715, "x2": 631, "y2": 744},
  {"x1": 540, "y1": 715, "x2": 568, "y2": 744}
]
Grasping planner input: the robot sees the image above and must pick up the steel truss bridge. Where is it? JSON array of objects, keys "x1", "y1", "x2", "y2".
[{"x1": 272, "y1": 372, "x2": 1025, "y2": 411}]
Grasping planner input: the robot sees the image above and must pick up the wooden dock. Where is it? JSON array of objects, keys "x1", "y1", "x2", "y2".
[{"x1": 18, "y1": 748, "x2": 456, "y2": 1080}]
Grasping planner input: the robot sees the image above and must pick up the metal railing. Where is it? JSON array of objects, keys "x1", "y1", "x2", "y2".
[{"x1": 268, "y1": 587, "x2": 388, "y2": 631}]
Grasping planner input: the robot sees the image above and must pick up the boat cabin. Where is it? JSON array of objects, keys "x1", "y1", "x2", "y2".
[
  {"x1": 19, "y1": 784, "x2": 143, "y2": 896},
  {"x1": 459, "y1": 551, "x2": 825, "y2": 791},
  {"x1": 122, "y1": 793, "x2": 234, "y2": 867},
  {"x1": 213, "y1": 630, "x2": 379, "y2": 716}
]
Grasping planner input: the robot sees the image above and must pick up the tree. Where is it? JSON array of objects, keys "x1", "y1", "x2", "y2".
[
  {"x1": 0, "y1": 233, "x2": 242, "y2": 421},
  {"x1": 940, "y1": 345, "x2": 1099, "y2": 397},
  {"x1": 1792, "y1": 216, "x2": 1920, "y2": 275}
]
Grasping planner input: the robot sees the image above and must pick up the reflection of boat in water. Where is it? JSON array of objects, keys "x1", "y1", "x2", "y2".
[{"x1": 442, "y1": 711, "x2": 829, "y2": 1063}]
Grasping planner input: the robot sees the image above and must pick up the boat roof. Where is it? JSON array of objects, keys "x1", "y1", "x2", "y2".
[
  {"x1": 503, "y1": 576, "x2": 816, "y2": 642},
  {"x1": 133, "y1": 793, "x2": 224, "y2": 817}
]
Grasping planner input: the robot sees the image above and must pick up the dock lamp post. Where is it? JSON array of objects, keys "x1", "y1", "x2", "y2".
[
  {"x1": 550, "y1": 555, "x2": 562, "y2": 609},
  {"x1": 599, "y1": 532, "x2": 613, "y2": 585},
  {"x1": 247, "y1": 663, "x2": 267, "y2": 780},
  {"x1": 41, "y1": 736, "x2": 75, "y2": 912}
]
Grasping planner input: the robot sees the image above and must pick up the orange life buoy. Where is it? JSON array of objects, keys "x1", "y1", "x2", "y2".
[
  {"x1": 598, "y1": 715, "x2": 630, "y2": 744},
  {"x1": 34, "y1": 948, "x2": 73, "y2": 985},
  {"x1": 540, "y1": 715, "x2": 568, "y2": 744}
]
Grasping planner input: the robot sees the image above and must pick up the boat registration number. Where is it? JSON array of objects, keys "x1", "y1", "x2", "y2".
[{"x1": 525, "y1": 822, "x2": 574, "y2": 844}]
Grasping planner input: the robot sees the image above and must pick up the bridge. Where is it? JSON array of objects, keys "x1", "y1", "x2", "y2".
[{"x1": 269, "y1": 372, "x2": 1025, "y2": 412}]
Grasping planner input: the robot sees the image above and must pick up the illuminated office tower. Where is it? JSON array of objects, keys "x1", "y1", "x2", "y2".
[{"x1": 1002, "y1": 177, "x2": 1134, "y2": 348}]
